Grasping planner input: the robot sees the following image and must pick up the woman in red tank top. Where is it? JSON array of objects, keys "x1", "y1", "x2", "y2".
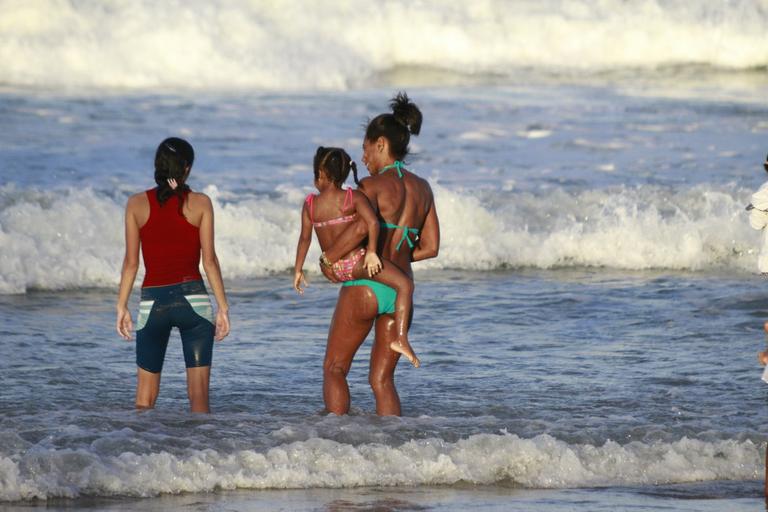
[{"x1": 116, "y1": 138, "x2": 230, "y2": 413}]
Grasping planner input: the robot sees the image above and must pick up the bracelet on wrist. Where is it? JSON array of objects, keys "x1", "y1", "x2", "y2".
[{"x1": 320, "y1": 252, "x2": 332, "y2": 269}]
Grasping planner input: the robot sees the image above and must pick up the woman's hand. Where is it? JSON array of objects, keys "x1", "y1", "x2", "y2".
[
  {"x1": 215, "y1": 308, "x2": 230, "y2": 341},
  {"x1": 294, "y1": 269, "x2": 308, "y2": 294},
  {"x1": 364, "y1": 252, "x2": 382, "y2": 277},
  {"x1": 116, "y1": 305, "x2": 133, "y2": 340}
]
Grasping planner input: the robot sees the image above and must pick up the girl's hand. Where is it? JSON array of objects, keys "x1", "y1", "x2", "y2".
[
  {"x1": 294, "y1": 269, "x2": 308, "y2": 294},
  {"x1": 116, "y1": 305, "x2": 133, "y2": 340},
  {"x1": 215, "y1": 308, "x2": 230, "y2": 341},
  {"x1": 364, "y1": 252, "x2": 382, "y2": 277}
]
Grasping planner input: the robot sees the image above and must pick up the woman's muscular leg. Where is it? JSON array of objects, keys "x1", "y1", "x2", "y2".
[
  {"x1": 135, "y1": 367, "x2": 161, "y2": 409},
  {"x1": 352, "y1": 259, "x2": 418, "y2": 367},
  {"x1": 369, "y1": 314, "x2": 402, "y2": 416},
  {"x1": 186, "y1": 366, "x2": 211, "y2": 413},
  {"x1": 324, "y1": 287, "x2": 376, "y2": 414}
]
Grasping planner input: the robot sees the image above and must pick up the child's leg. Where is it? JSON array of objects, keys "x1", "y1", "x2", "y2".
[{"x1": 352, "y1": 258, "x2": 419, "y2": 368}]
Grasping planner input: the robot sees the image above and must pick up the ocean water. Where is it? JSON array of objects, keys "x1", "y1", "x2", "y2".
[{"x1": 2, "y1": 1, "x2": 768, "y2": 510}]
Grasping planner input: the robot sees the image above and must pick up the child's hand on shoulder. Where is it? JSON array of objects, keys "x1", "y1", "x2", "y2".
[{"x1": 364, "y1": 252, "x2": 382, "y2": 277}]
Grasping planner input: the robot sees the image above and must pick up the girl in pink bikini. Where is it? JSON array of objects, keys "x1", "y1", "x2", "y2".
[{"x1": 293, "y1": 147, "x2": 419, "y2": 367}]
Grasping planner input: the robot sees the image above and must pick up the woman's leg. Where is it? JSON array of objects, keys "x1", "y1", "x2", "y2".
[
  {"x1": 324, "y1": 286, "x2": 377, "y2": 414},
  {"x1": 353, "y1": 258, "x2": 418, "y2": 367},
  {"x1": 135, "y1": 367, "x2": 161, "y2": 409},
  {"x1": 369, "y1": 314, "x2": 402, "y2": 416},
  {"x1": 178, "y1": 289, "x2": 216, "y2": 413},
  {"x1": 186, "y1": 366, "x2": 211, "y2": 413},
  {"x1": 134, "y1": 316, "x2": 169, "y2": 410}
]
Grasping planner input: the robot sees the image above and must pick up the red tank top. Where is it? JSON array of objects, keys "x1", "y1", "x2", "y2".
[{"x1": 140, "y1": 189, "x2": 202, "y2": 287}]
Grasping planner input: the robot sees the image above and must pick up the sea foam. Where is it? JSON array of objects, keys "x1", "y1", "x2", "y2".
[
  {"x1": 0, "y1": 433, "x2": 760, "y2": 500},
  {"x1": 0, "y1": 0, "x2": 766, "y2": 90},
  {"x1": 0, "y1": 183, "x2": 759, "y2": 293}
]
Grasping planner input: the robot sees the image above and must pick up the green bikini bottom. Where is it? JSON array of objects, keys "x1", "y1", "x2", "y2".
[{"x1": 342, "y1": 279, "x2": 396, "y2": 315}]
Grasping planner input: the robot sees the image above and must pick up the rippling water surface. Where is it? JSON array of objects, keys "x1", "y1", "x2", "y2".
[{"x1": 2, "y1": 27, "x2": 768, "y2": 507}]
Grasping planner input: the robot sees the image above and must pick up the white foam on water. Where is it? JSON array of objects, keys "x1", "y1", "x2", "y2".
[
  {"x1": 427, "y1": 183, "x2": 759, "y2": 273},
  {"x1": 0, "y1": 186, "x2": 125, "y2": 294},
  {"x1": 0, "y1": 183, "x2": 760, "y2": 293},
  {"x1": 1, "y1": 0, "x2": 766, "y2": 90},
  {"x1": 0, "y1": 433, "x2": 760, "y2": 500}
]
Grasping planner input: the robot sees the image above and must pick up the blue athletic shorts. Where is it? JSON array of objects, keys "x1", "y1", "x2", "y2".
[{"x1": 135, "y1": 280, "x2": 215, "y2": 373}]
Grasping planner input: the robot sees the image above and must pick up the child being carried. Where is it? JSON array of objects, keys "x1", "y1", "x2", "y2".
[{"x1": 293, "y1": 147, "x2": 419, "y2": 368}]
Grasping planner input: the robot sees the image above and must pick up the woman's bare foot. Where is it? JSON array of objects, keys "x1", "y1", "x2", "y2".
[
  {"x1": 759, "y1": 351, "x2": 768, "y2": 366},
  {"x1": 390, "y1": 338, "x2": 420, "y2": 368}
]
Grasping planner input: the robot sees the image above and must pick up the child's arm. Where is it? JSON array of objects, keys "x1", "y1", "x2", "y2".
[
  {"x1": 293, "y1": 201, "x2": 313, "y2": 294},
  {"x1": 322, "y1": 179, "x2": 378, "y2": 264},
  {"x1": 352, "y1": 190, "x2": 382, "y2": 277}
]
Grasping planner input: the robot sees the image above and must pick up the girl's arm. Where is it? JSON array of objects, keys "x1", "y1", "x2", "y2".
[
  {"x1": 294, "y1": 201, "x2": 313, "y2": 293},
  {"x1": 116, "y1": 196, "x2": 141, "y2": 340},
  {"x1": 352, "y1": 190, "x2": 382, "y2": 276},
  {"x1": 199, "y1": 195, "x2": 230, "y2": 341}
]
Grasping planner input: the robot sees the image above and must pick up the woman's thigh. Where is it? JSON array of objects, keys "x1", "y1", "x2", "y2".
[
  {"x1": 369, "y1": 314, "x2": 400, "y2": 380},
  {"x1": 325, "y1": 286, "x2": 378, "y2": 370}
]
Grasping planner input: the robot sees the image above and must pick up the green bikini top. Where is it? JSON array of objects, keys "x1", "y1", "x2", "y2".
[
  {"x1": 380, "y1": 160, "x2": 404, "y2": 178},
  {"x1": 379, "y1": 161, "x2": 419, "y2": 251}
]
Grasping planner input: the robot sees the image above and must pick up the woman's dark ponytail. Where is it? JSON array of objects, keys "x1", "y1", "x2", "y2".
[
  {"x1": 154, "y1": 137, "x2": 194, "y2": 214},
  {"x1": 390, "y1": 91, "x2": 422, "y2": 136},
  {"x1": 365, "y1": 91, "x2": 422, "y2": 161}
]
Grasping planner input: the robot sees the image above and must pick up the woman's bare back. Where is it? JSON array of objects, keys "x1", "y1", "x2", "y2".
[{"x1": 359, "y1": 168, "x2": 436, "y2": 275}]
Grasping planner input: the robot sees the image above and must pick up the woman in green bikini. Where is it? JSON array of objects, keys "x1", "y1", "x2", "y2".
[{"x1": 319, "y1": 92, "x2": 440, "y2": 416}]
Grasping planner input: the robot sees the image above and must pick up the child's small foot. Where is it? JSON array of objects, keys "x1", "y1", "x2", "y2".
[
  {"x1": 759, "y1": 351, "x2": 768, "y2": 366},
  {"x1": 390, "y1": 339, "x2": 420, "y2": 368}
]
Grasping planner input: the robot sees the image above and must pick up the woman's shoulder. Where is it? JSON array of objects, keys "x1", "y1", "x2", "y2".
[
  {"x1": 357, "y1": 173, "x2": 393, "y2": 191},
  {"x1": 187, "y1": 190, "x2": 213, "y2": 207},
  {"x1": 403, "y1": 167, "x2": 428, "y2": 183},
  {"x1": 405, "y1": 170, "x2": 433, "y2": 193},
  {"x1": 126, "y1": 191, "x2": 149, "y2": 208},
  {"x1": 355, "y1": 176, "x2": 376, "y2": 193}
]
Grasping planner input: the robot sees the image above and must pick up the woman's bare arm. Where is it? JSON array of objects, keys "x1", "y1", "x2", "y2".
[
  {"x1": 199, "y1": 195, "x2": 230, "y2": 340},
  {"x1": 116, "y1": 195, "x2": 141, "y2": 339},
  {"x1": 412, "y1": 193, "x2": 440, "y2": 262}
]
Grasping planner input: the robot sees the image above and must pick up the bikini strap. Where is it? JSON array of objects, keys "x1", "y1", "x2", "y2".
[
  {"x1": 305, "y1": 194, "x2": 316, "y2": 223},
  {"x1": 380, "y1": 221, "x2": 420, "y2": 251},
  {"x1": 342, "y1": 187, "x2": 353, "y2": 211},
  {"x1": 380, "y1": 160, "x2": 404, "y2": 178}
]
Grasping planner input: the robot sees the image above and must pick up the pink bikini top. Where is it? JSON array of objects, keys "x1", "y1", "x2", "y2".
[{"x1": 306, "y1": 188, "x2": 356, "y2": 228}]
